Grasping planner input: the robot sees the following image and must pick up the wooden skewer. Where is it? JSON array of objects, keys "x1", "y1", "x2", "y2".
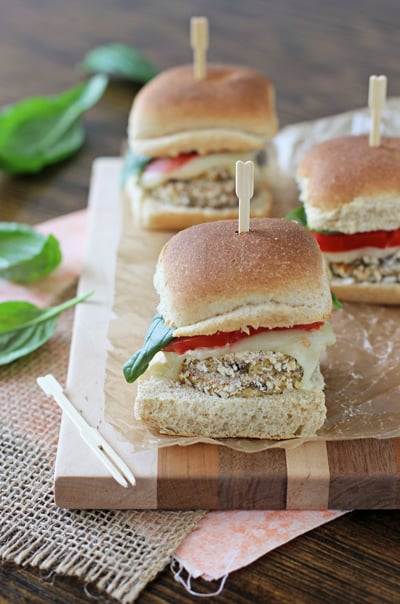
[
  {"x1": 37, "y1": 374, "x2": 136, "y2": 488},
  {"x1": 368, "y1": 74, "x2": 387, "y2": 147},
  {"x1": 190, "y1": 16, "x2": 209, "y2": 79},
  {"x1": 236, "y1": 160, "x2": 254, "y2": 234}
]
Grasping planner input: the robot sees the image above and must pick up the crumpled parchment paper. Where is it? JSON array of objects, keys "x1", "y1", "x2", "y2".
[{"x1": 105, "y1": 99, "x2": 400, "y2": 453}]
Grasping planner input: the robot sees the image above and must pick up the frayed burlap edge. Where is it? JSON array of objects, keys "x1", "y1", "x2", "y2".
[{"x1": 0, "y1": 302, "x2": 205, "y2": 603}]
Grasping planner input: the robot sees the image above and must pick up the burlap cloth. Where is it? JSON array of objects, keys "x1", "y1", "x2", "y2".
[{"x1": 0, "y1": 286, "x2": 205, "y2": 603}]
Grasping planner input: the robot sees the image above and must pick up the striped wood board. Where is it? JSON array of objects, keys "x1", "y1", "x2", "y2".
[{"x1": 54, "y1": 158, "x2": 400, "y2": 509}]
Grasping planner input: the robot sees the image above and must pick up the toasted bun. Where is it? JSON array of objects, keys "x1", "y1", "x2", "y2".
[
  {"x1": 297, "y1": 135, "x2": 400, "y2": 209},
  {"x1": 124, "y1": 175, "x2": 272, "y2": 231},
  {"x1": 135, "y1": 367, "x2": 326, "y2": 439},
  {"x1": 297, "y1": 135, "x2": 400, "y2": 233},
  {"x1": 154, "y1": 218, "x2": 332, "y2": 336},
  {"x1": 128, "y1": 63, "x2": 278, "y2": 156},
  {"x1": 330, "y1": 280, "x2": 400, "y2": 305}
]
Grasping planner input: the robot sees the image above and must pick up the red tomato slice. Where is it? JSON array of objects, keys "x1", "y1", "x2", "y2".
[
  {"x1": 144, "y1": 152, "x2": 199, "y2": 174},
  {"x1": 163, "y1": 322, "x2": 323, "y2": 355},
  {"x1": 312, "y1": 228, "x2": 400, "y2": 252}
]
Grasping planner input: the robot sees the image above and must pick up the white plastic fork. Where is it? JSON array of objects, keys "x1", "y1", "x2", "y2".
[{"x1": 37, "y1": 374, "x2": 136, "y2": 488}]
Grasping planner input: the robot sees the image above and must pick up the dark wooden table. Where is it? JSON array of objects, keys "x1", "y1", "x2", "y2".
[{"x1": 1, "y1": 1, "x2": 400, "y2": 602}]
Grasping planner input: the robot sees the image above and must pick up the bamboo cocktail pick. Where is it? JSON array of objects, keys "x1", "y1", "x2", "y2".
[
  {"x1": 190, "y1": 16, "x2": 209, "y2": 79},
  {"x1": 37, "y1": 374, "x2": 136, "y2": 488},
  {"x1": 368, "y1": 74, "x2": 387, "y2": 147},
  {"x1": 236, "y1": 160, "x2": 254, "y2": 234}
]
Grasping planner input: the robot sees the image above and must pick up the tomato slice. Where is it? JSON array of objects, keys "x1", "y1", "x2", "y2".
[
  {"x1": 163, "y1": 322, "x2": 323, "y2": 355},
  {"x1": 144, "y1": 152, "x2": 199, "y2": 174},
  {"x1": 312, "y1": 228, "x2": 400, "y2": 252}
]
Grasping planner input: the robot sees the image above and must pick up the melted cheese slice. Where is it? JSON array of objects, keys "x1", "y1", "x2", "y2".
[
  {"x1": 324, "y1": 246, "x2": 400, "y2": 263},
  {"x1": 141, "y1": 151, "x2": 260, "y2": 189},
  {"x1": 148, "y1": 322, "x2": 335, "y2": 391}
]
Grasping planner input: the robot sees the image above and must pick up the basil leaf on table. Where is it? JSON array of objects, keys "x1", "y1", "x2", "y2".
[
  {"x1": 120, "y1": 148, "x2": 152, "y2": 187},
  {"x1": 0, "y1": 74, "x2": 108, "y2": 175},
  {"x1": 80, "y1": 43, "x2": 158, "y2": 83},
  {"x1": 123, "y1": 314, "x2": 174, "y2": 383},
  {"x1": 0, "y1": 222, "x2": 62, "y2": 283},
  {"x1": 0, "y1": 290, "x2": 93, "y2": 365}
]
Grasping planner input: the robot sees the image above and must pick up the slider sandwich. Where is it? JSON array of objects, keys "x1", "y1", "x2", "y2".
[
  {"x1": 123, "y1": 218, "x2": 335, "y2": 440},
  {"x1": 296, "y1": 135, "x2": 400, "y2": 304},
  {"x1": 123, "y1": 64, "x2": 278, "y2": 230}
]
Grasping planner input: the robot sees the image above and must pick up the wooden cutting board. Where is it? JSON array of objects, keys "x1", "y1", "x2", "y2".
[{"x1": 54, "y1": 158, "x2": 400, "y2": 510}]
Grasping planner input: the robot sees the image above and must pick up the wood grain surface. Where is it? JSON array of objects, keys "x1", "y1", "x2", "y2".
[
  {"x1": 2, "y1": 0, "x2": 400, "y2": 602},
  {"x1": 53, "y1": 161, "x2": 400, "y2": 512}
]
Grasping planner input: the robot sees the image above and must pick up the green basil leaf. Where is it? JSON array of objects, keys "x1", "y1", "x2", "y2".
[
  {"x1": 0, "y1": 290, "x2": 93, "y2": 365},
  {"x1": 285, "y1": 205, "x2": 339, "y2": 234},
  {"x1": 331, "y1": 291, "x2": 343, "y2": 309},
  {"x1": 285, "y1": 205, "x2": 309, "y2": 228},
  {"x1": 0, "y1": 222, "x2": 62, "y2": 283},
  {"x1": 0, "y1": 74, "x2": 108, "y2": 175},
  {"x1": 80, "y1": 43, "x2": 158, "y2": 83},
  {"x1": 123, "y1": 313, "x2": 174, "y2": 383},
  {"x1": 120, "y1": 148, "x2": 152, "y2": 188}
]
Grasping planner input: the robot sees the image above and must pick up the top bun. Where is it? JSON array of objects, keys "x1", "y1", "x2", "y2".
[
  {"x1": 297, "y1": 135, "x2": 400, "y2": 233},
  {"x1": 128, "y1": 64, "x2": 278, "y2": 157},
  {"x1": 154, "y1": 218, "x2": 332, "y2": 336}
]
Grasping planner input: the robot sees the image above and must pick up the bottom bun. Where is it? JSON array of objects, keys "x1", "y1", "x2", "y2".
[
  {"x1": 331, "y1": 281, "x2": 400, "y2": 305},
  {"x1": 125, "y1": 176, "x2": 272, "y2": 230},
  {"x1": 135, "y1": 368, "x2": 326, "y2": 440}
]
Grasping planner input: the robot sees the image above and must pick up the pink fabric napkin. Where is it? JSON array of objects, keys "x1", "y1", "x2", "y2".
[
  {"x1": 0, "y1": 210, "x2": 87, "y2": 304},
  {"x1": 174, "y1": 509, "x2": 346, "y2": 583},
  {"x1": 3, "y1": 210, "x2": 347, "y2": 584}
]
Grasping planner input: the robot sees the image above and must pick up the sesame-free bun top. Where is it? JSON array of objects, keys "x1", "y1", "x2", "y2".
[
  {"x1": 128, "y1": 64, "x2": 278, "y2": 157},
  {"x1": 154, "y1": 218, "x2": 332, "y2": 337},
  {"x1": 297, "y1": 135, "x2": 400, "y2": 233}
]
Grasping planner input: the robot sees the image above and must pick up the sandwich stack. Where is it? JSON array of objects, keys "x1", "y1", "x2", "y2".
[
  {"x1": 124, "y1": 208, "x2": 335, "y2": 440},
  {"x1": 123, "y1": 18, "x2": 278, "y2": 230},
  {"x1": 296, "y1": 76, "x2": 400, "y2": 305}
]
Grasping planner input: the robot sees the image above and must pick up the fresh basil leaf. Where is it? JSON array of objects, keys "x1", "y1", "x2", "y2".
[
  {"x1": 120, "y1": 148, "x2": 152, "y2": 187},
  {"x1": 285, "y1": 205, "x2": 339, "y2": 234},
  {"x1": 80, "y1": 43, "x2": 158, "y2": 83},
  {"x1": 0, "y1": 222, "x2": 62, "y2": 283},
  {"x1": 0, "y1": 75, "x2": 108, "y2": 175},
  {"x1": 0, "y1": 290, "x2": 93, "y2": 365},
  {"x1": 285, "y1": 205, "x2": 309, "y2": 228},
  {"x1": 331, "y1": 291, "x2": 343, "y2": 309},
  {"x1": 123, "y1": 313, "x2": 174, "y2": 383}
]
